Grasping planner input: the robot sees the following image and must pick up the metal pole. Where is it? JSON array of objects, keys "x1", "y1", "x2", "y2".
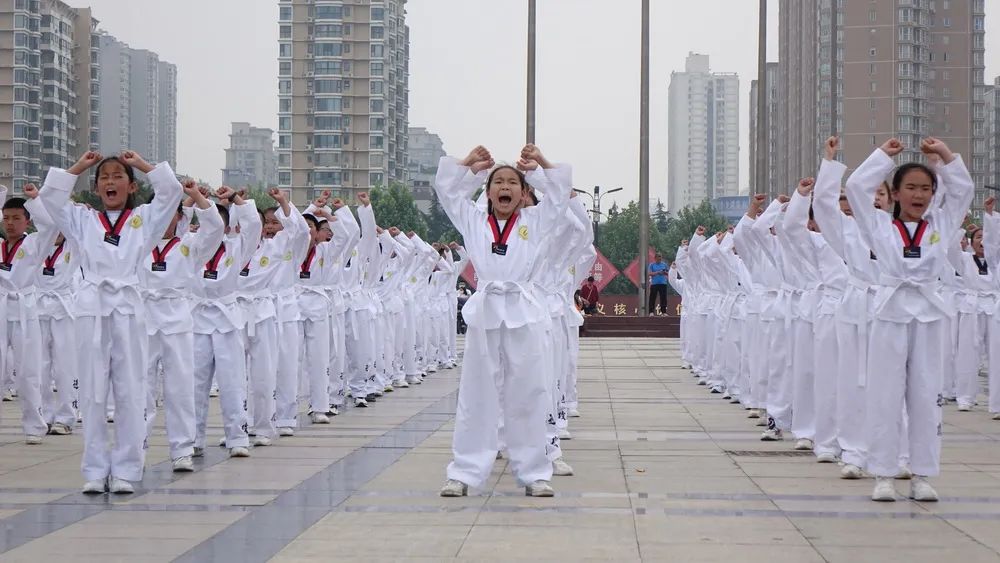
[
  {"x1": 593, "y1": 186, "x2": 601, "y2": 247},
  {"x1": 638, "y1": 0, "x2": 650, "y2": 317},
  {"x1": 829, "y1": 0, "x2": 838, "y2": 137},
  {"x1": 755, "y1": 0, "x2": 768, "y2": 197},
  {"x1": 526, "y1": 0, "x2": 537, "y2": 144}
]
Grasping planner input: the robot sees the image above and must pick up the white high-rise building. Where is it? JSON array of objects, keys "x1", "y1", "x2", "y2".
[{"x1": 667, "y1": 53, "x2": 740, "y2": 212}]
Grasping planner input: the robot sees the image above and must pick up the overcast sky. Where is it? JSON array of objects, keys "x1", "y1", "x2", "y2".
[{"x1": 73, "y1": 0, "x2": 1000, "y2": 211}]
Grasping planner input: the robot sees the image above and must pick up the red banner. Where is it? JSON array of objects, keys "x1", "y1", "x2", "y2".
[
  {"x1": 586, "y1": 249, "x2": 620, "y2": 292},
  {"x1": 460, "y1": 262, "x2": 478, "y2": 290},
  {"x1": 623, "y1": 247, "x2": 657, "y2": 287}
]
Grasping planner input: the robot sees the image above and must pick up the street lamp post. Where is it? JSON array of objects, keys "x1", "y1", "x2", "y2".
[
  {"x1": 573, "y1": 185, "x2": 623, "y2": 247},
  {"x1": 638, "y1": 0, "x2": 650, "y2": 316},
  {"x1": 526, "y1": 0, "x2": 537, "y2": 144}
]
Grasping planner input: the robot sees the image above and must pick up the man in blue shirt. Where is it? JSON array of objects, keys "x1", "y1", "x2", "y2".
[{"x1": 648, "y1": 253, "x2": 669, "y2": 315}]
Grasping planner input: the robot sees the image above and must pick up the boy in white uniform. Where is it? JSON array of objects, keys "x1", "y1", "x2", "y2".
[
  {"x1": 38, "y1": 232, "x2": 81, "y2": 435},
  {"x1": 191, "y1": 188, "x2": 261, "y2": 458},
  {"x1": 140, "y1": 182, "x2": 223, "y2": 470}
]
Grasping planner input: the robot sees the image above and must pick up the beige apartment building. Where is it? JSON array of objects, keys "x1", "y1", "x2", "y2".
[
  {"x1": 771, "y1": 0, "x2": 986, "y2": 211},
  {"x1": 1, "y1": 0, "x2": 99, "y2": 192},
  {"x1": 278, "y1": 0, "x2": 410, "y2": 205}
]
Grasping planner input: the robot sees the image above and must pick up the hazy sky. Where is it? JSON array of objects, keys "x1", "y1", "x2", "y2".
[{"x1": 73, "y1": 0, "x2": 1000, "y2": 211}]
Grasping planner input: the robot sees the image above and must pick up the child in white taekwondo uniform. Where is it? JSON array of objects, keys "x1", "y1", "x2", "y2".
[
  {"x1": 321, "y1": 198, "x2": 361, "y2": 412},
  {"x1": 342, "y1": 193, "x2": 381, "y2": 406},
  {"x1": 565, "y1": 243, "x2": 596, "y2": 419},
  {"x1": 39, "y1": 150, "x2": 183, "y2": 494},
  {"x1": 38, "y1": 232, "x2": 81, "y2": 435},
  {"x1": 393, "y1": 231, "x2": 431, "y2": 386},
  {"x1": 409, "y1": 234, "x2": 441, "y2": 380},
  {"x1": 428, "y1": 245, "x2": 455, "y2": 372},
  {"x1": 981, "y1": 197, "x2": 1000, "y2": 420},
  {"x1": 846, "y1": 137, "x2": 972, "y2": 502},
  {"x1": 555, "y1": 200, "x2": 594, "y2": 426},
  {"x1": 382, "y1": 231, "x2": 419, "y2": 388},
  {"x1": 949, "y1": 218, "x2": 994, "y2": 413},
  {"x1": 447, "y1": 244, "x2": 470, "y2": 365},
  {"x1": 140, "y1": 183, "x2": 223, "y2": 471},
  {"x1": 191, "y1": 188, "x2": 262, "y2": 458},
  {"x1": 241, "y1": 188, "x2": 309, "y2": 440},
  {"x1": 785, "y1": 173, "x2": 850, "y2": 463},
  {"x1": 1, "y1": 184, "x2": 58, "y2": 444},
  {"x1": 437, "y1": 144, "x2": 571, "y2": 498},
  {"x1": 370, "y1": 229, "x2": 401, "y2": 394}
]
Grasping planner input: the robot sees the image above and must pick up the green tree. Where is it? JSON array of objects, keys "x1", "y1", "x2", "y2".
[
  {"x1": 370, "y1": 182, "x2": 428, "y2": 238},
  {"x1": 660, "y1": 198, "x2": 730, "y2": 264},
  {"x1": 424, "y1": 191, "x2": 460, "y2": 243},
  {"x1": 653, "y1": 200, "x2": 671, "y2": 233}
]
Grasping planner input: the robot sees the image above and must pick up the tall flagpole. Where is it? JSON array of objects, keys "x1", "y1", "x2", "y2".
[
  {"x1": 638, "y1": 0, "x2": 650, "y2": 316},
  {"x1": 526, "y1": 0, "x2": 537, "y2": 144}
]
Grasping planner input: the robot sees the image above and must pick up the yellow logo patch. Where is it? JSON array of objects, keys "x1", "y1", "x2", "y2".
[
  {"x1": 351, "y1": 249, "x2": 358, "y2": 257},
  {"x1": 260, "y1": 256, "x2": 270, "y2": 267},
  {"x1": 180, "y1": 245, "x2": 190, "y2": 257},
  {"x1": 130, "y1": 215, "x2": 143, "y2": 229},
  {"x1": 409, "y1": 276, "x2": 417, "y2": 284},
  {"x1": 64, "y1": 252, "x2": 71, "y2": 263},
  {"x1": 929, "y1": 231, "x2": 941, "y2": 245},
  {"x1": 224, "y1": 256, "x2": 234, "y2": 267},
  {"x1": 15, "y1": 249, "x2": 25, "y2": 260},
  {"x1": 319, "y1": 258, "x2": 325, "y2": 268},
  {"x1": 569, "y1": 265, "x2": 576, "y2": 275},
  {"x1": 283, "y1": 251, "x2": 292, "y2": 262},
  {"x1": 518, "y1": 225, "x2": 529, "y2": 240}
]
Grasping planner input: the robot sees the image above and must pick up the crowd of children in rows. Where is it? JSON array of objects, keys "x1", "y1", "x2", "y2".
[
  {"x1": 671, "y1": 135, "x2": 995, "y2": 502},
  {"x1": 1, "y1": 149, "x2": 469, "y2": 494}
]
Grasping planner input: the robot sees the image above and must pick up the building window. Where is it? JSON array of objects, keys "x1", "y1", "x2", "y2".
[
  {"x1": 280, "y1": 25, "x2": 291, "y2": 39},
  {"x1": 370, "y1": 99, "x2": 384, "y2": 113},
  {"x1": 371, "y1": 44, "x2": 384, "y2": 58},
  {"x1": 371, "y1": 7, "x2": 385, "y2": 21},
  {"x1": 370, "y1": 61, "x2": 384, "y2": 77},
  {"x1": 316, "y1": 43, "x2": 343, "y2": 57},
  {"x1": 279, "y1": 98, "x2": 292, "y2": 112},
  {"x1": 279, "y1": 61, "x2": 291, "y2": 76},
  {"x1": 316, "y1": 5, "x2": 343, "y2": 19},
  {"x1": 370, "y1": 80, "x2": 383, "y2": 95},
  {"x1": 371, "y1": 26, "x2": 384, "y2": 39},
  {"x1": 279, "y1": 43, "x2": 292, "y2": 57},
  {"x1": 279, "y1": 6, "x2": 291, "y2": 21}
]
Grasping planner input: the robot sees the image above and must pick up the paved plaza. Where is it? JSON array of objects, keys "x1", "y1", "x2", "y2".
[{"x1": 0, "y1": 338, "x2": 999, "y2": 562}]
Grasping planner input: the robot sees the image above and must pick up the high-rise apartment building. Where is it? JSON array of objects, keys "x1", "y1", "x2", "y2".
[
  {"x1": 1, "y1": 0, "x2": 100, "y2": 192},
  {"x1": 406, "y1": 125, "x2": 444, "y2": 213},
  {"x1": 749, "y1": 62, "x2": 780, "y2": 197},
  {"x1": 771, "y1": 0, "x2": 986, "y2": 210},
  {"x1": 667, "y1": 53, "x2": 740, "y2": 213},
  {"x1": 222, "y1": 121, "x2": 278, "y2": 188},
  {"x1": 987, "y1": 77, "x2": 1000, "y2": 191},
  {"x1": 277, "y1": 0, "x2": 410, "y2": 205},
  {"x1": 95, "y1": 33, "x2": 177, "y2": 169}
]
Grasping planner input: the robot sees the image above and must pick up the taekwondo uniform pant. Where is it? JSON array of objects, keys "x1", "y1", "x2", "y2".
[
  {"x1": 988, "y1": 313, "x2": 1000, "y2": 415},
  {"x1": 401, "y1": 301, "x2": 419, "y2": 381},
  {"x1": 39, "y1": 316, "x2": 78, "y2": 427},
  {"x1": 865, "y1": 318, "x2": 944, "y2": 478},
  {"x1": 77, "y1": 312, "x2": 147, "y2": 482},
  {"x1": 448, "y1": 299, "x2": 459, "y2": 361},
  {"x1": 565, "y1": 325, "x2": 581, "y2": 411},
  {"x1": 346, "y1": 308, "x2": 376, "y2": 398},
  {"x1": 146, "y1": 330, "x2": 197, "y2": 460},
  {"x1": 812, "y1": 311, "x2": 839, "y2": 457},
  {"x1": 543, "y1": 316, "x2": 565, "y2": 462},
  {"x1": 955, "y1": 310, "x2": 988, "y2": 408},
  {"x1": 747, "y1": 314, "x2": 768, "y2": 410},
  {"x1": 5, "y1": 313, "x2": 47, "y2": 438},
  {"x1": 328, "y1": 310, "x2": 347, "y2": 408},
  {"x1": 764, "y1": 316, "x2": 791, "y2": 431},
  {"x1": 275, "y1": 319, "x2": 302, "y2": 428},
  {"x1": 835, "y1": 317, "x2": 868, "y2": 468},
  {"x1": 436, "y1": 309, "x2": 451, "y2": 366},
  {"x1": 738, "y1": 312, "x2": 756, "y2": 406},
  {"x1": 194, "y1": 330, "x2": 249, "y2": 449},
  {"x1": 790, "y1": 314, "x2": 816, "y2": 442},
  {"x1": 298, "y1": 315, "x2": 331, "y2": 414},
  {"x1": 447, "y1": 321, "x2": 552, "y2": 488},
  {"x1": 246, "y1": 318, "x2": 278, "y2": 438}
]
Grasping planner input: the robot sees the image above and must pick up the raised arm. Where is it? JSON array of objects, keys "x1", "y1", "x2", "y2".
[
  {"x1": 183, "y1": 181, "x2": 225, "y2": 264},
  {"x1": 233, "y1": 197, "x2": 263, "y2": 268},
  {"x1": 434, "y1": 149, "x2": 491, "y2": 237},
  {"x1": 846, "y1": 141, "x2": 901, "y2": 250}
]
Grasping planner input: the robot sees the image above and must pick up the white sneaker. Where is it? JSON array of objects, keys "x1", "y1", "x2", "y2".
[
  {"x1": 569, "y1": 408, "x2": 581, "y2": 418},
  {"x1": 957, "y1": 402, "x2": 972, "y2": 412},
  {"x1": 697, "y1": 379, "x2": 708, "y2": 386},
  {"x1": 394, "y1": 380, "x2": 410, "y2": 388},
  {"x1": 760, "y1": 429, "x2": 783, "y2": 441},
  {"x1": 872, "y1": 477, "x2": 897, "y2": 502},
  {"x1": 439, "y1": 479, "x2": 468, "y2": 497},
  {"x1": 909, "y1": 477, "x2": 939, "y2": 502},
  {"x1": 278, "y1": 427, "x2": 295, "y2": 437},
  {"x1": 427, "y1": 365, "x2": 438, "y2": 374},
  {"x1": 496, "y1": 450, "x2": 504, "y2": 460},
  {"x1": 405, "y1": 375, "x2": 421, "y2": 385},
  {"x1": 218, "y1": 437, "x2": 227, "y2": 447},
  {"x1": 252, "y1": 436, "x2": 272, "y2": 447},
  {"x1": 172, "y1": 456, "x2": 194, "y2": 472},
  {"x1": 755, "y1": 417, "x2": 768, "y2": 427},
  {"x1": 384, "y1": 385, "x2": 394, "y2": 393},
  {"x1": 310, "y1": 412, "x2": 330, "y2": 424},
  {"x1": 729, "y1": 396, "x2": 742, "y2": 404},
  {"x1": 82, "y1": 479, "x2": 107, "y2": 494},
  {"x1": 557, "y1": 428, "x2": 572, "y2": 440},
  {"x1": 25, "y1": 435, "x2": 43, "y2": 445},
  {"x1": 794, "y1": 438, "x2": 814, "y2": 451},
  {"x1": 49, "y1": 422, "x2": 72, "y2": 435},
  {"x1": 1, "y1": 390, "x2": 12, "y2": 402},
  {"x1": 209, "y1": 387, "x2": 219, "y2": 398},
  {"x1": 354, "y1": 397, "x2": 368, "y2": 408},
  {"x1": 327, "y1": 407, "x2": 340, "y2": 417},
  {"x1": 896, "y1": 466, "x2": 913, "y2": 480},
  {"x1": 193, "y1": 447, "x2": 205, "y2": 458},
  {"x1": 525, "y1": 480, "x2": 555, "y2": 497},
  {"x1": 993, "y1": 412, "x2": 1000, "y2": 420},
  {"x1": 109, "y1": 477, "x2": 134, "y2": 494},
  {"x1": 840, "y1": 464, "x2": 863, "y2": 479},
  {"x1": 747, "y1": 409, "x2": 761, "y2": 419},
  {"x1": 552, "y1": 458, "x2": 574, "y2": 476},
  {"x1": 816, "y1": 452, "x2": 838, "y2": 463},
  {"x1": 229, "y1": 446, "x2": 251, "y2": 458}
]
